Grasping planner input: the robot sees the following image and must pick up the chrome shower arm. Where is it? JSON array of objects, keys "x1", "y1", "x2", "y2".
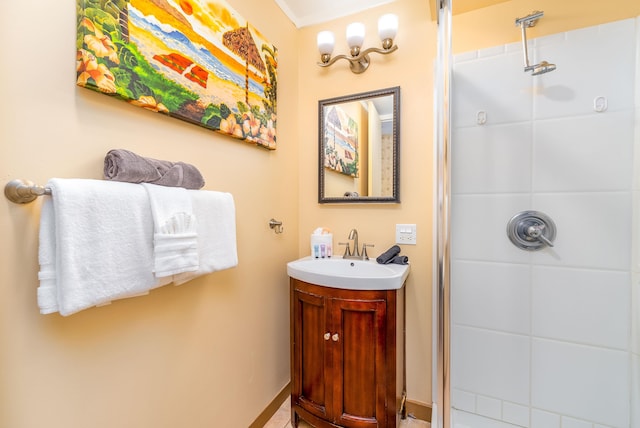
[{"x1": 519, "y1": 23, "x2": 532, "y2": 70}]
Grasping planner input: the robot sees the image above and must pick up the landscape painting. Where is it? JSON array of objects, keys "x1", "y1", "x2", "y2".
[
  {"x1": 323, "y1": 105, "x2": 359, "y2": 177},
  {"x1": 76, "y1": 0, "x2": 277, "y2": 149}
]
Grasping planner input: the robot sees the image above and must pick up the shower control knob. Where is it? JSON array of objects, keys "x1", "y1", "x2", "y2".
[
  {"x1": 526, "y1": 224, "x2": 553, "y2": 247},
  {"x1": 507, "y1": 210, "x2": 557, "y2": 251}
]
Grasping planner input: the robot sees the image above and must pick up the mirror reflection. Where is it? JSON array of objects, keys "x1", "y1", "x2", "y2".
[{"x1": 318, "y1": 86, "x2": 400, "y2": 203}]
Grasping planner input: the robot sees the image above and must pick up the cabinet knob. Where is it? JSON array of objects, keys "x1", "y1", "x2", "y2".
[
  {"x1": 324, "y1": 332, "x2": 331, "y2": 341},
  {"x1": 332, "y1": 333, "x2": 339, "y2": 342}
]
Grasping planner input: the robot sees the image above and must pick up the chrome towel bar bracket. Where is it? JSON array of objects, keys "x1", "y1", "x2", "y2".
[
  {"x1": 269, "y1": 218, "x2": 283, "y2": 234},
  {"x1": 4, "y1": 179, "x2": 51, "y2": 204}
]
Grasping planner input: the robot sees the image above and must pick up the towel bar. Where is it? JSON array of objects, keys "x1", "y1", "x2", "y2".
[{"x1": 4, "y1": 179, "x2": 51, "y2": 204}]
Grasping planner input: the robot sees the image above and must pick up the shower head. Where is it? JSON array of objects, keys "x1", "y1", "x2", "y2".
[
  {"x1": 531, "y1": 61, "x2": 556, "y2": 75},
  {"x1": 516, "y1": 11, "x2": 557, "y2": 75}
]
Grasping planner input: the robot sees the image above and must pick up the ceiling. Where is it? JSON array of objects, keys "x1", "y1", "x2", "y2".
[
  {"x1": 273, "y1": 0, "x2": 397, "y2": 28},
  {"x1": 273, "y1": 0, "x2": 511, "y2": 28}
]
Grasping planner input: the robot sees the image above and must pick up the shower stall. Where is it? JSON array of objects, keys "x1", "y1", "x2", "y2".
[{"x1": 434, "y1": 2, "x2": 640, "y2": 428}]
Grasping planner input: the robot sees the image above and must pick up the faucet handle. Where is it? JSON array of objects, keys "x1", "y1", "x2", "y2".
[
  {"x1": 338, "y1": 242, "x2": 352, "y2": 258},
  {"x1": 362, "y1": 243, "x2": 375, "y2": 260}
]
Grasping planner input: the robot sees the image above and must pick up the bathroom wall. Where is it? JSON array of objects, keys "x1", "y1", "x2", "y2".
[
  {"x1": 0, "y1": 0, "x2": 299, "y2": 427},
  {"x1": 297, "y1": 0, "x2": 436, "y2": 405},
  {"x1": 450, "y1": 10, "x2": 639, "y2": 428}
]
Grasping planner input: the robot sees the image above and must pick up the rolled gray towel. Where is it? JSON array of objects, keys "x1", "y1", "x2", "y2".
[
  {"x1": 104, "y1": 149, "x2": 205, "y2": 189},
  {"x1": 388, "y1": 255, "x2": 409, "y2": 265},
  {"x1": 376, "y1": 245, "x2": 401, "y2": 264}
]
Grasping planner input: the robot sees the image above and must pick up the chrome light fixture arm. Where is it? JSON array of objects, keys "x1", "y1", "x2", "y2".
[{"x1": 318, "y1": 44, "x2": 398, "y2": 74}]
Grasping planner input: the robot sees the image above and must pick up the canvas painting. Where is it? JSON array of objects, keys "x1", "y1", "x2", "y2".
[
  {"x1": 76, "y1": 0, "x2": 277, "y2": 149},
  {"x1": 323, "y1": 105, "x2": 359, "y2": 177}
]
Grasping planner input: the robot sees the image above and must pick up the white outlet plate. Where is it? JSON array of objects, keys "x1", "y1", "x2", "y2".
[{"x1": 396, "y1": 224, "x2": 417, "y2": 245}]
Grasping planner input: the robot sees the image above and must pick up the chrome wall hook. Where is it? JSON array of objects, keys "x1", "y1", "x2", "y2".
[{"x1": 269, "y1": 218, "x2": 283, "y2": 234}]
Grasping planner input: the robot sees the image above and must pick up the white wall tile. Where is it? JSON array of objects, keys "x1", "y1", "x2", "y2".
[
  {"x1": 452, "y1": 52, "x2": 532, "y2": 128},
  {"x1": 532, "y1": 192, "x2": 631, "y2": 270},
  {"x1": 531, "y1": 409, "x2": 560, "y2": 428},
  {"x1": 503, "y1": 401, "x2": 529, "y2": 427},
  {"x1": 452, "y1": 326, "x2": 529, "y2": 405},
  {"x1": 532, "y1": 266, "x2": 630, "y2": 349},
  {"x1": 476, "y1": 395, "x2": 501, "y2": 419},
  {"x1": 453, "y1": 409, "x2": 521, "y2": 428},
  {"x1": 452, "y1": 388, "x2": 476, "y2": 413},
  {"x1": 451, "y1": 194, "x2": 531, "y2": 263},
  {"x1": 452, "y1": 260, "x2": 530, "y2": 334},
  {"x1": 632, "y1": 353, "x2": 640, "y2": 428},
  {"x1": 634, "y1": 274, "x2": 640, "y2": 354},
  {"x1": 533, "y1": 19, "x2": 636, "y2": 119},
  {"x1": 561, "y1": 416, "x2": 592, "y2": 428},
  {"x1": 452, "y1": 123, "x2": 532, "y2": 194},
  {"x1": 532, "y1": 338, "x2": 629, "y2": 427},
  {"x1": 533, "y1": 111, "x2": 633, "y2": 192}
]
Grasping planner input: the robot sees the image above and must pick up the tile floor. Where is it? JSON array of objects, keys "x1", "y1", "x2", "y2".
[{"x1": 263, "y1": 397, "x2": 431, "y2": 428}]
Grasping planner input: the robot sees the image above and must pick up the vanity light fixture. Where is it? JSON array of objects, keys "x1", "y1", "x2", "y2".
[{"x1": 317, "y1": 14, "x2": 398, "y2": 74}]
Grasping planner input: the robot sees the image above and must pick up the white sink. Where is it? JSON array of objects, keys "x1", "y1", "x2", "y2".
[{"x1": 287, "y1": 256, "x2": 409, "y2": 290}]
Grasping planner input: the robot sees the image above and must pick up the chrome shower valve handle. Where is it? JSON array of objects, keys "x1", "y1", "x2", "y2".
[
  {"x1": 507, "y1": 210, "x2": 557, "y2": 251},
  {"x1": 526, "y1": 224, "x2": 554, "y2": 247}
]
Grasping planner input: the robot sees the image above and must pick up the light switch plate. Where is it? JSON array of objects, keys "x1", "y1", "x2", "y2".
[{"x1": 396, "y1": 224, "x2": 417, "y2": 245}]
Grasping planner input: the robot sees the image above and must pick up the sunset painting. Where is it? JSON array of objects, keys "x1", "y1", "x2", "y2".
[{"x1": 76, "y1": 0, "x2": 278, "y2": 149}]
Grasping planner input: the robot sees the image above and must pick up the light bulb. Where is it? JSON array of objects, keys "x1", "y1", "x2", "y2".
[
  {"x1": 346, "y1": 22, "x2": 365, "y2": 49},
  {"x1": 378, "y1": 14, "x2": 398, "y2": 41},
  {"x1": 317, "y1": 31, "x2": 335, "y2": 55}
]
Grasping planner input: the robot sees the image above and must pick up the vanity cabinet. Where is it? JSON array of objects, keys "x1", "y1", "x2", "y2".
[{"x1": 290, "y1": 278, "x2": 405, "y2": 428}]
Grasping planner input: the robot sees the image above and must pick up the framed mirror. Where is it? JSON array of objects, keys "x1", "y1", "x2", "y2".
[{"x1": 318, "y1": 86, "x2": 400, "y2": 203}]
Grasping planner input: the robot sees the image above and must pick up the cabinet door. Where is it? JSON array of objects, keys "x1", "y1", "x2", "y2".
[
  {"x1": 291, "y1": 287, "x2": 332, "y2": 422},
  {"x1": 330, "y1": 297, "x2": 387, "y2": 427}
]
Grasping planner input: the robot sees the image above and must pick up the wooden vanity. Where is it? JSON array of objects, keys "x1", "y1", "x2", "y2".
[{"x1": 290, "y1": 277, "x2": 406, "y2": 428}]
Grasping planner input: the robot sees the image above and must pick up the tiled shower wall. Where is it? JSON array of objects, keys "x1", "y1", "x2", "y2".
[{"x1": 450, "y1": 18, "x2": 639, "y2": 428}]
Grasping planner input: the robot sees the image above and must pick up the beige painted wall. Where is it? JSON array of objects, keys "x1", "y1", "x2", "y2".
[
  {"x1": 0, "y1": 0, "x2": 299, "y2": 427},
  {"x1": 297, "y1": 0, "x2": 437, "y2": 406}
]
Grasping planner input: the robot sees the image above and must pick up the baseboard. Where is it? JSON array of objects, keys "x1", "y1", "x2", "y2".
[
  {"x1": 248, "y1": 383, "x2": 291, "y2": 428},
  {"x1": 405, "y1": 399, "x2": 432, "y2": 423}
]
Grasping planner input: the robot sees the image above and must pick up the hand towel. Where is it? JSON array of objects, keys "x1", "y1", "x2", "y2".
[
  {"x1": 173, "y1": 190, "x2": 238, "y2": 285},
  {"x1": 37, "y1": 178, "x2": 163, "y2": 316},
  {"x1": 388, "y1": 255, "x2": 409, "y2": 265},
  {"x1": 142, "y1": 183, "x2": 199, "y2": 278},
  {"x1": 376, "y1": 245, "x2": 401, "y2": 264},
  {"x1": 104, "y1": 149, "x2": 205, "y2": 189}
]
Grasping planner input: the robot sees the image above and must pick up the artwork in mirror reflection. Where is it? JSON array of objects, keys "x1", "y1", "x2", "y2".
[
  {"x1": 319, "y1": 87, "x2": 400, "y2": 203},
  {"x1": 324, "y1": 105, "x2": 359, "y2": 177}
]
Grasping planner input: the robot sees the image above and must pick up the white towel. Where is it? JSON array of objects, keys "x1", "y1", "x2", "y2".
[
  {"x1": 37, "y1": 178, "x2": 164, "y2": 316},
  {"x1": 142, "y1": 183, "x2": 199, "y2": 278},
  {"x1": 173, "y1": 190, "x2": 238, "y2": 285}
]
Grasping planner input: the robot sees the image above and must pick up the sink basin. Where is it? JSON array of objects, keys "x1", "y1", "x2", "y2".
[{"x1": 287, "y1": 256, "x2": 409, "y2": 290}]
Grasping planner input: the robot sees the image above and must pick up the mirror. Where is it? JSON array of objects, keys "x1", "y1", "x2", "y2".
[{"x1": 318, "y1": 86, "x2": 400, "y2": 203}]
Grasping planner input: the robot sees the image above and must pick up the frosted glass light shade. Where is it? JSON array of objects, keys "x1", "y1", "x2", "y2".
[
  {"x1": 378, "y1": 14, "x2": 398, "y2": 40},
  {"x1": 346, "y1": 22, "x2": 365, "y2": 48},
  {"x1": 317, "y1": 31, "x2": 335, "y2": 55}
]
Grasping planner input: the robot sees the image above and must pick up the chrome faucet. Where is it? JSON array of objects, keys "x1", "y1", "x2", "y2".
[
  {"x1": 348, "y1": 228, "x2": 360, "y2": 258},
  {"x1": 340, "y1": 228, "x2": 374, "y2": 260}
]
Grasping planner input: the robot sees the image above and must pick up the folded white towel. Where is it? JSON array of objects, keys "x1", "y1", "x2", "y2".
[
  {"x1": 37, "y1": 178, "x2": 163, "y2": 316},
  {"x1": 142, "y1": 183, "x2": 199, "y2": 278},
  {"x1": 173, "y1": 190, "x2": 238, "y2": 285}
]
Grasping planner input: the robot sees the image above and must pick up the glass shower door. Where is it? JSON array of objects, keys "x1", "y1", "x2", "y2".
[{"x1": 447, "y1": 17, "x2": 639, "y2": 428}]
